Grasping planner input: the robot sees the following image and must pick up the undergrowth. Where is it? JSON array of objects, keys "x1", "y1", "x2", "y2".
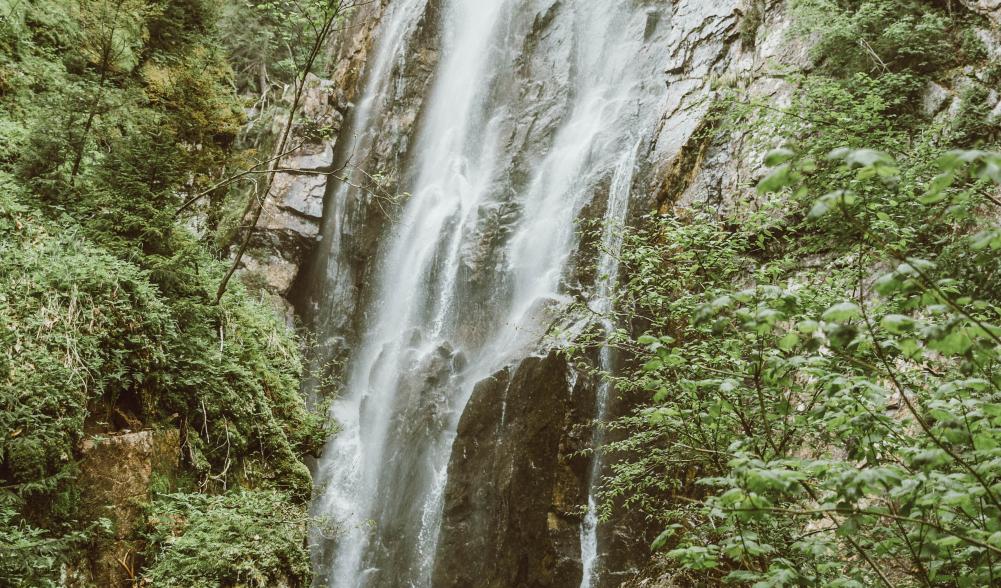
[
  {"x1": 580, "y1": 1, "x2": 1001, "y2": 586},
  {"x1": 0, "y1": 0, "x2": 330, "y2": 584}
]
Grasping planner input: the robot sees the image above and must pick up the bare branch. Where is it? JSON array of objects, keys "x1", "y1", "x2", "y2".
[{"x1": 174, "y1": 139, "x2": 309, "y2": 218}]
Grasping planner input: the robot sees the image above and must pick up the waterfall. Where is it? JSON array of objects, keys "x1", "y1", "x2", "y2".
[
  {"x1": 301, "y1": 0, "x2": 429, "y2": 345},
  {"x1": 310, "y1": 2, "x2": 674, "y2": 586}
]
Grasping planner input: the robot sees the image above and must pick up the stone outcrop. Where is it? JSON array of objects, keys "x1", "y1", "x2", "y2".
[
  {"x1": 655, "y1": 0, "x2": 810, "y2": 215},
  {"x1": 238, "y1": 0, "x2": 396, "y2": 322},
  {"x1": 433, "y1": 352, "x2": 591, "y2": 588},
  {"x1": 63, "y1": 430, "x2": 179, "y2": 588},
  {"x1": 962, "y1": 0, "x2": 1001, "y2": 26},
  {"x1": 665, "y1": 0, "x2": 1001, "y2": 221},
  {"x1": 240, "y1": 75, "x2": 343, "y2": 322}
]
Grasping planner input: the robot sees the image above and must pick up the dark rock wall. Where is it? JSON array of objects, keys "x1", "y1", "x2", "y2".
[{"x1": 432, "y1": 352, "x2": 592, "y2": 588}]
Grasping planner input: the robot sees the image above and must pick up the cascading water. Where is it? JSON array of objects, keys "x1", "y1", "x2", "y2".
[
  {"x1": 302, "y1": 0, "x2": 429, "y2": 346},
  {"x1": 310, "y1": 1, "x2": 678, "y2": 586}
]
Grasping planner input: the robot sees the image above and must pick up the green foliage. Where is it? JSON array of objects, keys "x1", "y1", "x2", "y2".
[
  {"x1": 718, "y1": 51, "x2": 997, "y2": 265},
  {"x1": 793, "y1": 0, "x2": 971, "y2": 78},
  {"x1": 0, "y1": 184, "x2": 170, "y2": 496},
  {"x1": 587, "y1": 4, "x2": 1001, "y2": 585},
  {"x1": 949, "y1": 83, "x2": 999, "y2": 147},
  {"x1": 0, "y1": 0, "x2": 328, "y2": 582},
  {"x1": 143, "y1": 490, "x2": 311, "y2": 587},
  {"x1": 1, "y1": 188, "x2": 327, "y2": 474},
  {"x1": 596, "y1": 145, "x2": 1001, "y2": 585},
  {"x1": 0, "y1": 501, "x2": 98, "y2": 587},
  {"x1": 739, "y1": 0, "x2": 766, "y2": 50},
  {"x1": 0, "y1": 182, "x2": 325, "y2": 577},
  {"x1": 219, "y1": 0, "x2": 345, "y2": 94},
  {"x1": 145, "y1": 0, "x2": 219, "y2": 53},
  {"x1": 147, "y1": 242, "x2": 327, "y2": 498}
]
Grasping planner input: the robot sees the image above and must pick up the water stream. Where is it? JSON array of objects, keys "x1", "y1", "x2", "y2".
[{"x1": 579, "y1": 138, "x2": 640, "y2": 588}]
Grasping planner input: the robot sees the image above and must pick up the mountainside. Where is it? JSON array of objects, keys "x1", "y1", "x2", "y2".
[
  {"x1": 0, "y1": 1, "x2": 328, "y2": 585},
  {"x1": 3, "y1": 1, "x2": 1001, "y2": 587}
]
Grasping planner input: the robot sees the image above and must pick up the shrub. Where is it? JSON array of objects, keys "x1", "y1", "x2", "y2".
[
  {"x1": 0, "y1": 0, "x2": 328, "y2": 583},
  {"x1": 793, "y1": 0, "x2": 958, "y2": 77},
  {"x1": 142, "y1": 490, "x2": 311, "y2": 588},
  {"x1": 0, "y1": 501, "x2": 90, "y2": 587},
  {"x1": 596, "y1": 148, "x2": 1001, "y2": 586},
  {"x1": 0, "y1": 186, "x2": 170, "y2": 499}
]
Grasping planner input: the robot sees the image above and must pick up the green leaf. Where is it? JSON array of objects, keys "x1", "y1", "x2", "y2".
[
  {"x1": 918, "y1": 190, "x2": 948, "y2": 205},
  {"x1": 822, "y1": 302, "x2": 861, "y2": 322},
  {"x1": 970, "y1": 227, "x2": 1001, "y2": 250},
  {"x1": 880, "y1": 314, "x2": 916, "y2": 334},
  {"x1": 827, "y1": 147, "x2": 851, "y2": 161},
  {"x1": 808, "y1": 199, "x2": 830, "y2": 219},
  {"x1": 651, "y1": 525, "x2": 681, "y2": 551},
  {"x1": 797, "y1": 320, "x2": 820, "y2": 333},
  {"x1": 757, "y1": 164, "x2": 792, "y2": 195},
  {"x1": 778, "y1": 331, "x2": 800, "y2": 351},
  {"x1": 764, "y1": 148, "x2": 796, "y2": 167},
  {"x1": 846, "y1": 149, "x2": 894, "y2": 168},
  {"x1": 928, "y1": 328, "x2": 974, "y2": 356},
  {"x1": 809, "y1": 191, "x2": 856, "y2": 219},
  {"x1": 898, "y1": 337, "x2": 922, "y2": 359}
]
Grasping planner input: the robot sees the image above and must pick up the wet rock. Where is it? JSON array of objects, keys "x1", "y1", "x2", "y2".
[
  {"x1": 644, "y1": 8, "x2": 661, "y2": 40},
  {"x1": 295, "y1": 0, "x2": 1001, "y2": 584},
  {"x1": 433, "y1": 352, "x2": 588, "y2": 588},
  {"x1": 394, "y1": 342, "x2": 459, "y2": 439},
  {"x1": 295, "y1": 0, "x2": 444, "y2": 362}
]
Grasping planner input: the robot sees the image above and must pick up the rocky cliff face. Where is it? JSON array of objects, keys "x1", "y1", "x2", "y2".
[
  {"x1": 238, "y1": 0, "x2": 407, "y2": 324},
  {"x1": 292, "y1": 0, "x2": 443, "y2": 380},
  {"x1": 432, "y1": 352, "x2": 587, "y2": 588},
  {"x1": 422, "y1": 3, "x2": 805, "y2": 581},
  {"x1": 292, "y1": 0, "x2": 777, "y2": 584}
]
